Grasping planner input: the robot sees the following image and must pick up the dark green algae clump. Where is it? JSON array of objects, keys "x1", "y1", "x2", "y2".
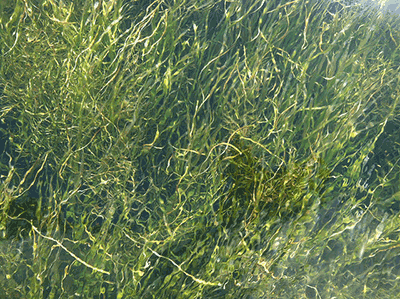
[{"x1": 216, "y1": 133, "x2": 332, "y2": 230}]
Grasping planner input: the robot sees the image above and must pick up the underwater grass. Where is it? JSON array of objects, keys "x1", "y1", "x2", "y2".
[{"x1": 1, "y1": 0, "x2": 400, "y2": 297}]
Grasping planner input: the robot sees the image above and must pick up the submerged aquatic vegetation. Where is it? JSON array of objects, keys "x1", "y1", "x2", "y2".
[{"x1": 1, "y1": 0, "x2": 400, "y2": 297}]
